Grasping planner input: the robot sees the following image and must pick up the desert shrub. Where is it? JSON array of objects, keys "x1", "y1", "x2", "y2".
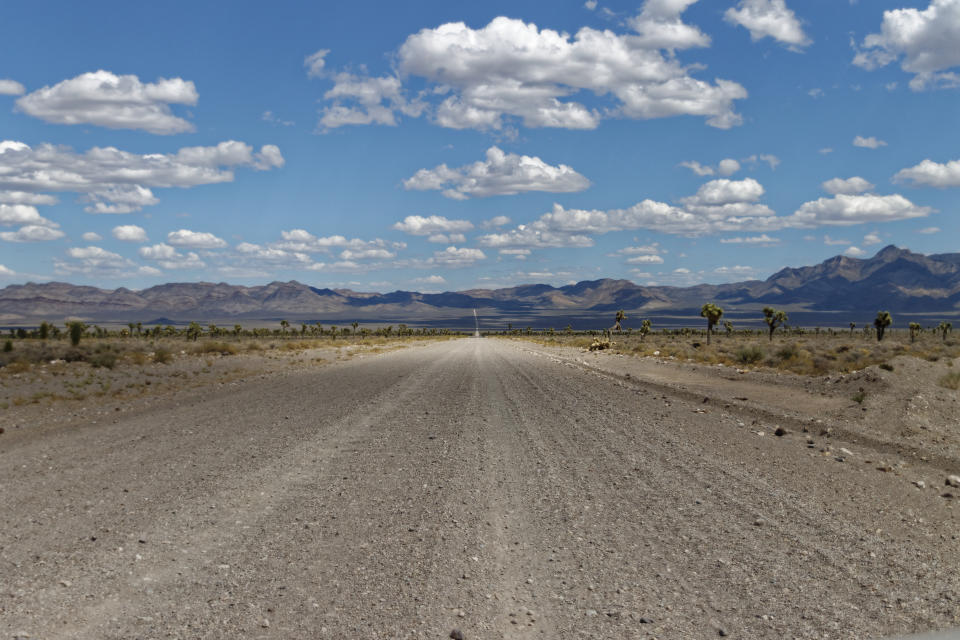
[
  {"x1": 939, "y1": 372, "x2": 960, "y2": 391},
  {"x1": 3, "y1": 339, "x2": 12, "y2": 353},
  {"x1": 4, "y1": 360, "x2": 30, "y2": 374},
  {"x1": 879, "y1": 362, "x2": 895, "y2": 371},
  {"x1": 775, "y1": 343, "x2": 799, "y2": 361},
  {"x1": 852, "y1": 390, "x2": 866, "y2": 404},
  {"x1": 88, "y1": 351, "x2": 117, "y2": 369},
  {"x1": 736, "y1": 345, "x2": 764, "y2": 364},
  {"x1": 246, "y1": 341, "x2": 263, "y2": 351},
  {"x1": 153, "y1": 348, "x2": 173, "y2": 364},
  {"x1": 128, "y1": 351, "x2": 148, "y2": 365},
  {"x1": 810, "y1": 357, "x2": 832, "y2": 375},
  {"x1": 62, "y1": 348, "x2": 87, "y2": 363},
  {"x1": 192, "y1": 341, "x2": 237, "y2": 356}
]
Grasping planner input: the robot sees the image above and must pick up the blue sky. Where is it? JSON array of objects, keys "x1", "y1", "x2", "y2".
[{"x1": 1, "y1": 0, "x2": 958, "y2": 292}]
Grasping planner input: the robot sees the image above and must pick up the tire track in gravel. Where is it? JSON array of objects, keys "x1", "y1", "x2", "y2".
[
  {"x1": 491, "y1": 340, "x2": 960, "y2": 638},
  {"x1": 2, "y1": 343, "x2": 458, "y2": 638}
]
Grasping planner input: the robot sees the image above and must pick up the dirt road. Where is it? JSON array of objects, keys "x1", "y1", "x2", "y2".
[{"x1": 2, "y1": 338, "x2": 959, "y2": 639}]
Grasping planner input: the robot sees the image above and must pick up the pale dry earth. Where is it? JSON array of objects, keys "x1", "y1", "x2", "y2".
[{"x1": 2, "y1": 338, "x2": 960, "y2": 639}]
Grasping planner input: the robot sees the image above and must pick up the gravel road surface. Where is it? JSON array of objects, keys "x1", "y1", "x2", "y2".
[{"x1": 2, "y1": 338, "x2": 959, "y2": 639}]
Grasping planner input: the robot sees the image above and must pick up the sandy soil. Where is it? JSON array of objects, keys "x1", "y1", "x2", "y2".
[{"x1": 2, "y1": 338, "x2": 959, "y2": 639}]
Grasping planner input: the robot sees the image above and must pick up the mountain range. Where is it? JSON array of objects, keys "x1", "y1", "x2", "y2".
[{"x1": 1, "y1": 246, "x2": 958, "y2": 328}]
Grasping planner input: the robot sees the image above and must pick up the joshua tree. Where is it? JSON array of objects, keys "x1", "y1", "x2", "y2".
[
  {"x1": 614, "y1": 309, "x2": 626, "y2": 333},
  {"x1": 700, "y1": 303, "x2": 724, "y2": 345},
  {"x1": 279, "y1": 319, "x2": 290, "y2": 335},
  {"x1": 849, "y1": 321, "x2": 856, "y2": 335},
  {"x1": 234, "y1": 324, "x2": 242, "y2": 337},
  {"x1": 874, "y1": 311, "x2": 892, "y2": 342},
  {"x1": 639, "y1": 318, "x2": 652, "y2": 342},
  {"x1": 186, "y1": 321, "x2": 203, "y2": 342},
  {"x1": 67, "y1": 321, "x2": 86, "y2": 347},
  {"x1": 352, "y1": 321, "x2": 359, "y2": 335},
  {"x1": 909, "y1": 322, "x2": 922, "y2": 343},
  {"x1": 723, "y1": 320, "x2": 734, "y2": 335},
  {"x1": 763, "y1": 307, "x2": 788, "y2": 342},
  {"x1": 938, "y1": 321, "x2": 953, "y2": 342},
  {"x1": 39, "y1": 321, "x2": 50, "y2": 341}
]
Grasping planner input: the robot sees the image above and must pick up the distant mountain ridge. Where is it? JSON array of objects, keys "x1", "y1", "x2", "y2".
[{"x1": 1, "y1": 246, "x2": 958, "y2": 325}]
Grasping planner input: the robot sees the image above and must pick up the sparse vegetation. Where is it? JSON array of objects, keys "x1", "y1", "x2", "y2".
[
  {"x1": 763, "y1": 307, "x2": 787, "y2": 342},
  {"x1": 736, "y1": 345, "x2": 764, "y2": 364},
  {"x1": 68, "y1": 321, "x2": 85, "y2": 347},
  {"x1": 940, "y1": 371, "x2": 960, "y2": 391},
  {"x1": 614, "y1": 310, "x2": 625, "y2": 333},
  {"x1": 909, "y1": 322, "x2": 922, "y2": 343},
  {"x1": 939, "y1": 321, "x2": 953, "y2": 342},
  {"x1": 639, "y1": 319, "x2": 651, "y2": 342},
  {"x1": 192, "y1": 341, "x2": 239, "y2": 355},
  {"x1": 874, "y1": 311, "x2": 892, "y2": 342},
  {"x1": 700, "y1": 303, "x2": 723, "y2": 345}
]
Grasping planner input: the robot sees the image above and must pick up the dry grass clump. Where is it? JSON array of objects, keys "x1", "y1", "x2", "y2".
[
  {"x1": 735, "y1": 345, "x2": 764, "y2": 364},
  {"x1": 190, "y1": 341, "x2": 238, "y2": 356},
  {"x1": 280, "y1": 340, "x2": 322, "y2": 351},
  {"x1": 940, "y1": 371, "x2": 960, "y2": 391}
]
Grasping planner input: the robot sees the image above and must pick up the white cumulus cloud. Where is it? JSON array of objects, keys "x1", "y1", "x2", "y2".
[
  {"x1": 626, "y1": 254, "x2": 665, "y2": 264},
  {"x1": 0, "y1": 79, "x2": 25, "y2": 95},
  {"x1": 853, "y1": 135, "x2": 887, "y2": 149},
  {"x1": 166, "y1": 229, "x2": 227, "y2": 249},
  {"x1": 427, "y1": 233, "x2": 467, "y2": 244},
  {"x1": 822, "y1": 176, "x2": 875, "y2": 195},
  {"x1": 112, "y1": 224, "x2": 148, "y2": 243},
  {"x1": 0, "y1": 203, "x2": 56, "y2": 227},
  {"x1": 16, "y1": 70, "x2": 198, "y2": 134},
  {"x1": 82, "y1": 232, "x2": 102, "y2": 242},
  {"x1": 319, "y1": 72, "x2": 424, "y2": 130},
  {"x1": 0, "y1": 139, "x2": 282, "y2": 214},
  {"x1": 325, "y1": 14, "x2": 747, "y2": 132},
  {"x1": 725, "y1": 0, "x2": 811, "y2": 50},
  {"x1": 791, "y1": 193, "x2": 931, "y2": 226},
  {"x1": 719, "y1": 234, "x2": 780, "y2": 244},
  {"x1": 392, "y1": 215, "x2": 474, "y2": 236},
  {"x1": 55, "y1": 246, "x2": 153, "y2": 277},
  {"x1": 433, "y1": 246, "x2": 487, "y2": 267},
  {"x1": 0, "y1": 225, "x2": 65, "y2": 243},
  {"x1": 414, "y1": 275, "x2": 447, "y2": 284},
  {"x1": 894, "y1": 158, "x2": 960, "y2": 187},
  {"x1": 0, "y1": 190, "x2": 58, "y2": 205},
  {"x1": 404, "y1": 146, "x2": 591, "y2": 199},
  {"x1": 304, "y1": 49, "x2": 330, "y2": 78},
  {"x1": 139, "y1": 243, "x2": 206, "y2": 270},
  {"x1": 853, "y1": 0, "x2": 960, "y2": 90}
]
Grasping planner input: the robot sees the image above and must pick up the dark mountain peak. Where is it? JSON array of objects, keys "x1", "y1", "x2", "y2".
[{"x1": 874, "y1": 245, "x2": 908, "y2": 261}]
